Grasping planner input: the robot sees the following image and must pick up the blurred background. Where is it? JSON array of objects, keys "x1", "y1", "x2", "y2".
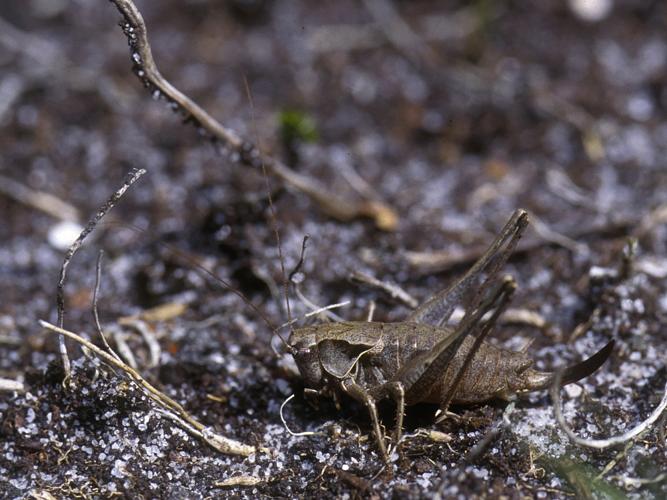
[{"x1": 0, "y1": 0, "x2": 665, "y2": 497}]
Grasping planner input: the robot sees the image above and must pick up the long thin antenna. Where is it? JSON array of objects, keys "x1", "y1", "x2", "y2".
[
  {"x1": 99, "y1": 220, "x2": 280, "y2": 335},
  {"x1": 288, "y1": 235, "x2": 310, "y2": 284},
  {"x1": 242, "y1": 75, "x2": 294, "y2": 354}
]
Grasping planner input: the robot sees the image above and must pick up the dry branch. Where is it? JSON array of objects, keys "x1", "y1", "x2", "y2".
[
  {"x1": 39, "y1": 320, "x2": 256, "y2": 457},
  {"x1": 56, "y1": 168, "x2": 145, "y2": 380},
  {"x1": 108, "y1": 0, "x2": 398, "y2": 230}
]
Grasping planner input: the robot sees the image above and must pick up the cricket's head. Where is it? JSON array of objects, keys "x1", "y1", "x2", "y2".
[{"x1": 287, "y1": 326, "x2": 324, "y2": 389}]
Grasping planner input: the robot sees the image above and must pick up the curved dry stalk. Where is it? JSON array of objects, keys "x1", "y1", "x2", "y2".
[
  {"x1": 107, "y1": 0, "x2": 398, "y2": 231},
  {"x1": 279, "y1": 394, "x2": 322, "y2": 437},
  {"x1": 56, "y1": 168, "x2": 145, "y2": 381},
  {"x1": 551, "y1": 371, "x2": 667, "y2": 449},
  {"x1": 38, "y1": 320, "x2": 256, "y2": 457}
]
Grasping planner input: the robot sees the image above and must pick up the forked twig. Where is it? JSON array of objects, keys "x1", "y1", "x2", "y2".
[
  {"x1": 551, "y1": 372, "x2": 667, "y2": 449},
  {"x1": 56, "y1": 168, "x2": 145, "y2": 381},
  {"x1": 107, "y1": 0, "x2": 398, "y2": 230},
  {"x1": 38, "y1": 320, "x2": 256, "y2": 457}
]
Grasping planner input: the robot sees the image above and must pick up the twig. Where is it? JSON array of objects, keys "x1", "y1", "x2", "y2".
[
  {"x1": 38, "y1": 320, "x2": 256, "y2": 456},
  {"x1": 55, "y1": 168, "x2": 145, "y2": 381},
  {"x1": 405, "y1": 218, "x2": 634, "y2": 274},
  {"x1": 349, "y1": 270, "x2": 418, "y2": 309},
  {"x1": 500, "y1": 308, "x2": 547, "y2": 330},
  {"x1": 551, "y1": 373, "x2": 667, "y2": 449},
  {"x1": 279, "y1": 300, "x2": 351, "y2": 330},
  {"x1": 0, "y1": 377, "x2": 25, "y2": 392},
  {"x1": 0, "y1": 173, "x2": 80, "y2": 222},
  {"x1": 366, "y1": 300, "x2": 376, "y2": 322},
  {"x1": 609, "y1": 472, "x2": 667, "y2": 489},
  {"x1": 0, "y1": 335, "x2": 21, "y2": 346},
  {"x1": 546, "y1": 169, "x2": 600, "y2": 211},
  {"x1": 122, "y1": 319, "x2": 161, "y2": 368},
  {"x1": 91, "y1": 250, "x2": 121, "y2": 361},
  {"x1": 214, "y1": 476, "x2": 264, "y2": 488},
  {"x1": 108, "y1": 0, "x2": 398, "y2": 230},
  {"x1": 530, "y1": 212, "x2": 589, "y2": 255},
  {"x1": 307, "y1": 9, "x2": 476, "y2": 54},
  {"x1": 111, "y1": 327, "x2": 138, "y2": 369}
]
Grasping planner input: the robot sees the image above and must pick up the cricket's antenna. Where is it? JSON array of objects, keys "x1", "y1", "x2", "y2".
[
  {"x1": 242, "y1": 75, "x2": 295, "y2": 354},
  {"x1": 288, "y1": 235, "x2": 310, "y2": 287}
]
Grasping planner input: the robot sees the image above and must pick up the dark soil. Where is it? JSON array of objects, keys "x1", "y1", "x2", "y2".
[{"x1": 0, "y1": 0, "x2": 665, "y2": 498}]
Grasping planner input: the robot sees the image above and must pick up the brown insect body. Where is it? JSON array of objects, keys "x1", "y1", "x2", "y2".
[
  {"x1": 291, "y1": 321, "x2": 610, "y2": 406},
  {"x1": 287, "y1": 210, "x2": 615, "y2": 460}
]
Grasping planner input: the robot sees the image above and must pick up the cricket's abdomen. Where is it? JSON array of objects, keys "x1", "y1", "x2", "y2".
[
  {"x1": 425, "y1": 336, "x2": 531, "y2": 404},
  {"x1": 361, "y1": 323, "x2": 535, "y2": 405}
]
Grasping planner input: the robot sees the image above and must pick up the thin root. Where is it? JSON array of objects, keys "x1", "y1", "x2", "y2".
[
  {"x1": 279, "y1": 394, "x2": 322, "y2": 437},
  {"x1": 551, "y1": 371, "x2": 667, "y2": 449}
]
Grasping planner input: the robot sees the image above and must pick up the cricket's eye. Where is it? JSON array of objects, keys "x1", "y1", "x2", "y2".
[{"x1": 516, "y1": 359, "x2": 533, "y2": 374}]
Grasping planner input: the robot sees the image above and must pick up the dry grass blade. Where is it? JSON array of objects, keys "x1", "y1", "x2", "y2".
[
  {"x1": 108, "y1": 0, "x2": 398, "y2": 230},
  {"x1": 38, "y1": 320, "x2": 257, "y2": 457}
]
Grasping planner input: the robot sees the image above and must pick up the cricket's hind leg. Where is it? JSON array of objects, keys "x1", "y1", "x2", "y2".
[
  {"x1": 408, "y1": 209, "x2": 528, "y2": 327},
  {"x1": 435, "y1": 277, "x2": 516, "y2": 421},
  {"x1": 373, "y1": 276, "x2": 517, "y2": 452}
]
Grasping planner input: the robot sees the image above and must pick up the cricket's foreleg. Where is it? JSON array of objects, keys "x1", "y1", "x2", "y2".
[
  {"x1": 385, "y1": 382, "x2": 405, "y2": 453},
  {"x1": 340, "y1": 378, "x2": 388, "y2": 461},
  {"x1": 408, "y1": 209, "x2": 528, "y2": 327}
]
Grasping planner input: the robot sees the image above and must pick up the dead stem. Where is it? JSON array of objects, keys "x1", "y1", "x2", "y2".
[
  {"x1": 56, "y1": 168, "x2": 145, "y2": 382},
  {"x1": 107, "y1": 0, "x2": 398, "y2": 230},
  {"x1": 38, "y1": 320, "x2": 257, "y2": 457}
]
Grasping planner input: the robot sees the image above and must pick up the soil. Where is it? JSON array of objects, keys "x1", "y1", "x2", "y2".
[{"x1": 0, "y1": 0, "x2": 665, "y2": 498}]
